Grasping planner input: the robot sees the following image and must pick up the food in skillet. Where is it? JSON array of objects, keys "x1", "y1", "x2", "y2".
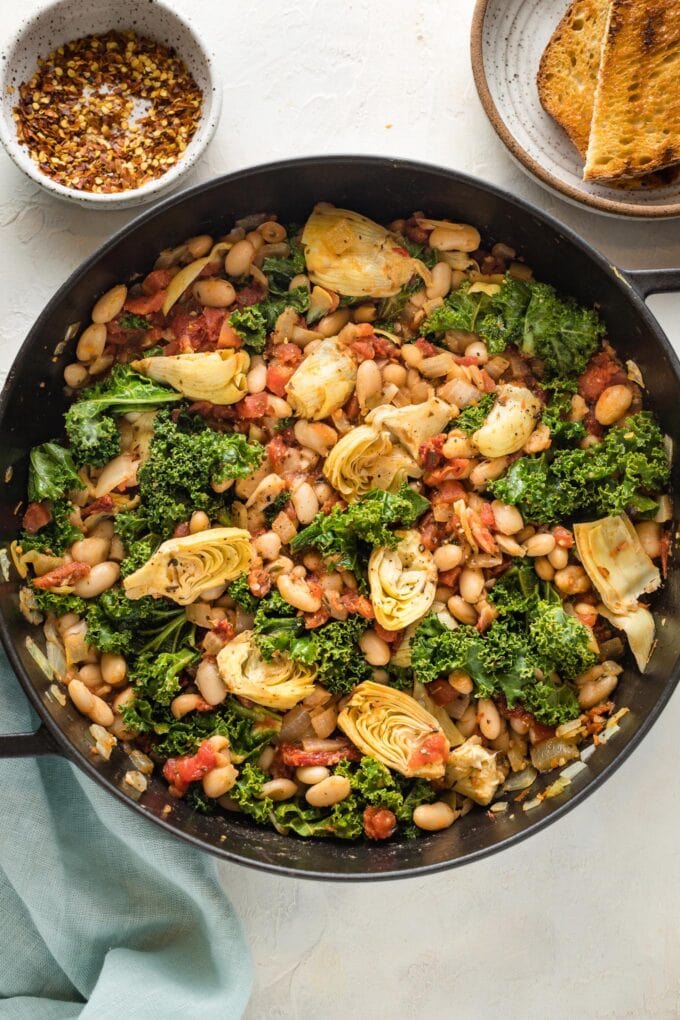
[{"x1": 15, "y1": 204, "x2": 672, "y2": 840}]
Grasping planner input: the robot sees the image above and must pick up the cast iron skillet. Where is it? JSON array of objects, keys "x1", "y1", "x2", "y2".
[{"x1": 0, "y1": 156, "x2": 678, "y2": 880}]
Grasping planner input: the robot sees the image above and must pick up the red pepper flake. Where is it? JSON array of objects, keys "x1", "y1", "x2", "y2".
[{"x1": 13, "y1": 31, "x2": 203, "y2": 194}]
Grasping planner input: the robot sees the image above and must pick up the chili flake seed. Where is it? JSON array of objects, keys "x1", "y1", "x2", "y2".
[{"x1": 13, "y1": 30, "x2": 203, "y2": 193}]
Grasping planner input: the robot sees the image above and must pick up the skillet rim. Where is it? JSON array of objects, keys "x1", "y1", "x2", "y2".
[{"x1": 1, "y1": 153, "x2": 678, "y2": 880}]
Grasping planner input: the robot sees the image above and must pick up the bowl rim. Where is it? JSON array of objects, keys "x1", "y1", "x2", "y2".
[
  {"x1": 1, "y1": 153, "x2": 679, "y2": 879},
  {"x1": 0, "y1": 0, "x2": 222, "y2": 208},
  {"x1": 469, "y1": 0, "x2": 680, "y2": 220}
]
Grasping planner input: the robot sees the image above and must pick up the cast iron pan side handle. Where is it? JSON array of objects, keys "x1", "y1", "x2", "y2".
[
  {"x1": 625, "y1": 268, "x2": 680, "y2": 301},
  {"x1": 0, "y1": 726, "x2": 62, "y2": 757}
]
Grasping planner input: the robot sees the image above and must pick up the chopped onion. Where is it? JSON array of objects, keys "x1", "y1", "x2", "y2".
[
  {"x1": 301, "y1": 737, "x2": 350, "y2": 753},
  {"x1": 501, "y1": 765, "x2": 538, "y2": 793},
  {"x1": 530, "y1": 737, "x2": 580, "y2": 774},
  {"x1": 279, "y1": 705, "x2": 315, "y2": 744},
  {"x1": 310, "y1": 706, "x2": 338, "y2": 739}
]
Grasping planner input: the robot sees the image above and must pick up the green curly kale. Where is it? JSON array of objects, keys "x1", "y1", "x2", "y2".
[
  {"x1": 20, "y1": 498, "x2": 82, "y2": 556},
  {"x1": 229, "y1": 287, "x2": 310, "y2": 353},
  {"x1": 261, "y1": 237, "x2": 306, "y2": 294},
  {"x1": 65, "y1": 364, "x2": 181, "y2": 467},
  {"x1": 27, "y1": 442, "x2": 85, "y2": 502},
  {"x1": 423, "y1": 273, "x2": 604, "y2": 371},
  {"x1": 490, "y1": 411, "x2": 670, "y2": 522},
  {"x1": 118, "y1": 312, "x2": 151, "y2": 331},
  {"x1": 227, "y1": 573, "x2": 258, "y2": 614},
  {"x1": 411, "y1": 562, "x2": 592, "y2": 726},
  {"x1": 454, "y1": 394, "x2": 495, "y2": 434},
  {"x1": 290, "y1": 483, "x2": 430, "y2": 577},
  {"x1": 251, "y1": 592, "x2": 371, "y2": 694},
  {"x1": 126, "y1": 410, "x2": 263, "y2": 537},
  {"x1": 540, "y1": 380, "x2": 586, "y2": 446},
  {"x1": 31, "y1": 588, "x2": 87, "y2": 618}
]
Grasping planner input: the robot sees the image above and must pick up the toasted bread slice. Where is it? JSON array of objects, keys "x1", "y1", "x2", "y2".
[
  {"x1": 584, "y1": 0, "x2": 680, "y2": 181},
  {"x1": 537, "y1": 0, "x2": 609, "y2": 157}
]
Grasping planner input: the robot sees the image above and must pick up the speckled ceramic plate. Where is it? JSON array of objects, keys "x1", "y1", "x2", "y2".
[{"x1": 470, "y1": 0, "x2": 680, "y2": 218}]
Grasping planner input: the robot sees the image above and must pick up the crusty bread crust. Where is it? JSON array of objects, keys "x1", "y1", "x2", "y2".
[
  {"x1": 584, "y1": 0, "x2": 680, "y2": 181},
  {"x1": 537, "y1": 0, "x2": 609, "y2": 158}
]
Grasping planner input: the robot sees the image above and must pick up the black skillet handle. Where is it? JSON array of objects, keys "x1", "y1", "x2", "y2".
[
  {"x1": 625, "y1": 269, "x2": 680, "y2": 300},
  {"x1": 0, "y1": 725, "x2": 62, "y2": 758}
]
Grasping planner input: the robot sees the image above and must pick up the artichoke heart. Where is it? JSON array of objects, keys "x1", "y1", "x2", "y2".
[
  {"x1": 598, "y1": 604, "x2": 655, "y2": 673},
  {"x1": 368, "y1": 397, "x2": 453, "y2": 460},
  {"x1": 573, "y1": 514, "x2": 660, "y2": 615},
  {"x1": 216, "y1": 631, "x2": 316, "y2": 710},
  {"x1": 301, "y1": 203, "x2": 432, "y2": 298},
  {"x1": 323, "y1": 424, "x2": 420, "y2": 502},
  {"x1": 131, "y1": 350, "x2": 249, "y2": 405},
  {"x1": 472, "y1": 384, "x2": 541, "y2": 458},
  {"x1": 285, "y1": 337, "x2": 357, "y2": 420},
  {"x1": 446, "y1": 736, "x2": 505, "y2": 805},
  {"x1": 368, "y1": 530, "x2": 437, "y2": 631},
  {"x1": 123, "y1": 527, "x2": 253, "y2": 605},
  {"x1": 337, "y1": 681, "x2": 449, "y2": 780}
]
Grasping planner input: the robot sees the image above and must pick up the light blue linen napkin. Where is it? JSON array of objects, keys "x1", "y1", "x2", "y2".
[{"x1": 0, "y1": 651, "x2": 252, "y2": 1019}]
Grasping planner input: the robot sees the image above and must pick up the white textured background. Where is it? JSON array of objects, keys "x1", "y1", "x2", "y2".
[{"x1": 1, "y1": 2, "x2": 679, "y2": 1017}]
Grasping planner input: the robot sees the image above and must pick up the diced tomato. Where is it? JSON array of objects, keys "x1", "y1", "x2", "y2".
[
  {"x1": 81, "y1": 495, "x2": 114, "y2": 519},
  {"x1": 304, "y1": 608, "x2": 331, "y2": 629},
  {"x1": 424, "y1": 459, "x2": 470, "y2": 485},
  {"x1": 266, "y1": 363, "x2": 295, "y2": 397},
  {"x1": 33, "y1": 561, "x2": 90, "y2": 590},
  {"x1": 248, "y1": 566, "x2": 272, "y2": 598},
  {"x1": 437, "y1": 567, "x2": 461, "y2": 588},
  {"x1": 480, "y1": 502, "x2": 496, "y2": 529},
  {"x1": 471, "y1": 523, "x2": 498, "y2": 555},
  {"x1": 408, "y1": 732, "x2": 448, "y2": 771},
  {"x1": 279, "y1": 742, "x2": 361, "y2": 767},
  {"x1": 22, "y1": 501, "x2": 52, "y2": 534},
  {"x1": 196, "y1": 259, "x2": 222, "y2": 278},
  {"x1": 373, "y1": 622, "x2": 399, "y2": 644},
  {"x1": 405, "y1": 221, "x2": 427, "y2": 244},
  {"x1": 202, "y1": 306, "x2": 227, "y2": 345},
  {"x1": 142, "y1": 268, "x2": 174, "y2": 294},
  {"x1": 428, "y1": 678, "x2": 457, "y2": 706},
  {"x1": 578, "y1": 351, "x2": 627, "y2": 402},
  {"x1": 350, "y1": 339, "x2": 376, "y2": 362},
  {"x1": 372, "y1": 335, "x2": 399, "y2": 359},
  {"x1": 478, "y1": 369, "x2": 497, "y2": 393},
  {"x1": 419, "y1": 433, "x2": 446, "y2": 469},
  {"x1": 173, "y1": 521, "x2": 191, "y2": 538},
  {"x1": 552, "y1": 525, "x2": 574, "y2": 548},
  {"x1": 415, "y1": 338, "x2": 438, "y2": 358},
  {"x1": 475, "y1": 600, "x2": 497, "y2": 633},
  {"x1": 124, "y1": 291, "x2": 166, "y2": 315},
  {"x1": 217, "y1": 320, "x2": 242, "y2": 349},
  {"x1": 340, "y1": 592, "x2": 375, "y2": 619},
  {"x1": 235, "y1": 283, "x2": 267, "y2": 308},
  {"x1": 265, "y1": 434, "x2": 288, "y2": 470},
  {"x1": 434, "y1": 481, "x2": 467, "y2": 505},
  {"x1": 163, "y1": 740, "x2": 217, "y2": 797},
  {"x1": 213, "y1": 619, "x2": 235, "y2": 643},
  {"x1": 363, "y1": 806, "x2": 397, "y2": 840},
  {"x1": 275, "y1": 343, "x2": 302, "y2": 366},
  {"x1": 237, "y1": 392, "x2": 269, "y2": 419},
  {"x1": 501, "y1": 701, "x2": 556, "y2": 743},
  {"x1": 454, "y1": 356, "x2": 481, "y2": 366}
]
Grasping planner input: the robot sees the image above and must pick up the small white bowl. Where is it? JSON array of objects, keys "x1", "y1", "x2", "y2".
[{"x1": 0, "y1": 0, "x2": 222, "y2": 209}]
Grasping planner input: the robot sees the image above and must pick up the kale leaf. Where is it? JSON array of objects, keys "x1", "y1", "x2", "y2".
[
  {"x1": 229, "y1": 287, "x2": 310, "y2": 353},
  {"x1": 27, "y1": 442, "x2": 84, "y2": 502},
  {"x1": 454, "y1": 394, "x2": 495, "y2": 434},
  {"x1": 20, "y1": 498, "x2": 82, "y2": 556}
]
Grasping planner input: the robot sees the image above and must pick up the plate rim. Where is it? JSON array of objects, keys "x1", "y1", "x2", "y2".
[{"x1": 470, "y1": 0, "x2": 680, "y2": 220}]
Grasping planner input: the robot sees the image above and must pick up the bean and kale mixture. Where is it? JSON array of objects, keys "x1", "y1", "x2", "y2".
[{"x1": 16, "y1": 205, "x2": 671, "y2": 840}]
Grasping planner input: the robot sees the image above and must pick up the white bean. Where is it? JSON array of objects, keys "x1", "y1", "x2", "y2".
[
  {"x1": 525, "y1": 533, "x2": 556, "y2": 557},
  {"x1": 267, "y1": 395, "x2": 293, "y2": 418},
  {"x1": 295, "y1": 765, "x2": 330, "y2": 785},
  {"x1": 225, "y1": 239, "x2": 255, "y2": 277},
  {"x1": 491, "y1": 501, "x2": 524, "y2": 536},
  {"x1": 433, "y1": 544, "x2": 464, "y2": 571},
  {"x1": 359, "y1": 629, "x2": 391, "y2": 666},
  {"x1": 578, "y1": 672, "x2": 619, "y2": 709},
  {"x1": 76, "y1": 323, "x2": 107, "y2": 362},
  {"x1": 193, "y1": 278, "x2": 236, "y2": 307},
  {"x1": 459, "y1": 567, "x2": 485, "y2": 604},
  {"x1": 64, "y1": 362, "x2": 89, "y2": 387},
  {"x1": 464, "y1": 340, "x2": 488, "y2": 364},
  {"x1": 68, "y1": 679, "x2": 114, "y2": 727},
  {"x1": 203, "y1": 763, "x2": 239, "y2": 799},
  {"x1": 534, "y1": 556, "x2": 555, "y2": 581},
  {"x1": 260, "y1": 778, "x2": 298, "y2": 801},
  {"x1": 78, "y1": 664, "x2": 103, "y2": 689},
  {"x1": 185, "y1": 234, "x2": 213, "y2": 258},
  {"x1": 305, "y1": 775, "x2": 351, "y2": 808},
  {"x1": 428, "y1": 224, "x2": 481, "y2": 252},
  {"x1": 291, "y1": 482, "x2": 319, "y2": 525},
  {"x1": 382, "y1": 363, "x2": 408, "y2": 387},
  {"x1": 595, "y1": 385, "x2": 633, "y2": 426},
  {"x1": 277, "y1": 573, "x2": 321, "y2": 613},
  {"x1": 426, "y1": 261, "x2": 453, "y2": 300},
  {"x1": 548, "y1": 546, "x2": 569, "y2": 570},
  {"x1": 171, "y1": 692, "x2": 206, "y2": 720},
  {"x1": 317, "y1": 308, "x2": 351, "y2": 337},
  {"x1": 447, "y1": 595, "x2": 478, "y2": 625},
  {"x1": 246, "y1": 357, "x2": 267, "y2": 394},
  {"x1": 477, "y1": 698, "x2": 502, "y2": 740},
  {"x1": 195, "y1": 657, "x2": 227, "y2": 706},
  {"x1": 100, "y1": 653, "x2": 127, "y2": 687},
  {"x1": 91, "y1": 285, "x2": 127, "y2": 324},
  {"x1": 253, "y1": 530, "x2": 282, "y2": 561},
  {"x1": 293, "y1": 420, "x2": 338, "y2": 456},
  {"x1": 72, "y1": 561, "x2": 120, "y2": 598},
  {"x1": 189, "y1": 510, "x2": 210, "y2": 534},
  {"x1": 413, "y1": 801, "x2": 456, "y2": 831},
  {"x1": 70, "y1": 536, "x2": 109, "y2": 566}
]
